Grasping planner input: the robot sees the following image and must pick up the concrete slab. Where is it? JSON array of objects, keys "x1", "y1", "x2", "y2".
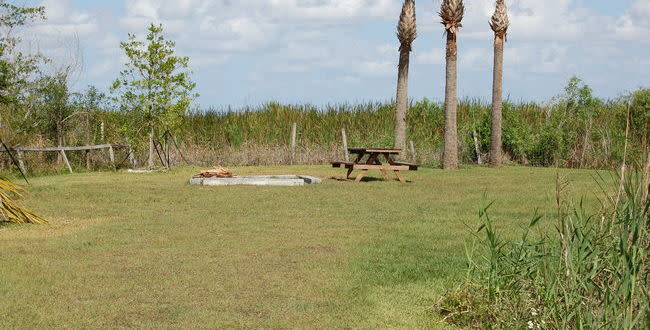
[{"x1": 189, "y1": 175, "x2": 322, "y2": 187}]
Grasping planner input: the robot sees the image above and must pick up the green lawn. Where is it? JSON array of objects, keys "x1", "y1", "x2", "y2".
[{"x1": 1, "y1": 166, "x2": 604, "y2": 328}]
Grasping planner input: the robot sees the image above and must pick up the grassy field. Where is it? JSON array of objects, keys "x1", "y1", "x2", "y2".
[{"x1": 0, "y1": 166, "x2": 605, "y2": 328}]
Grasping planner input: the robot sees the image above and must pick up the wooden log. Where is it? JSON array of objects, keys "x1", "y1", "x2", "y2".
[
  {"x1": 60, "y1": 150, "x2": 73, "y2": 173},
  {"x1": 342, "y1": 128, "x2": 350, "y2": 162},
  {"x1": 290, "y1": 122, "x2": 297, "y2": 165}
]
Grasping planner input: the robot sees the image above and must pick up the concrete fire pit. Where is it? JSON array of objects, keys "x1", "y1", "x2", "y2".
[{"x1": 189, "y1": 175, "x2": 322, "y2": 187}]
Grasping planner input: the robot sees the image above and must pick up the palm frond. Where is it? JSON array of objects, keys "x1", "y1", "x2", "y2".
[
  {"x1": 490, "y1": 0, "x2": 510, "y2": 39},
  {"x1": 439, "y1": 0, "x2": 464, "y2": 35},
  {"x1": 397, "y1": 0, "x2": 417, "y2": 52},
  {"x1": 0, "y1": 177, "x2": 47, "y2": 224}
]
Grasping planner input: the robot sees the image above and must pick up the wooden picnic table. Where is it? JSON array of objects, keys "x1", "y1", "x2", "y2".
[{"x1": 332, "y1": 148, "x2": 418, "y2": 183}]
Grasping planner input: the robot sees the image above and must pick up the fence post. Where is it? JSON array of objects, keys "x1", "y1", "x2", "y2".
[
  {"x1": 16, "y1": 149, "x2": 27, "y2": 174},
  {"x1": 85, "y1": 150, "x2": 91, "y2": 170},
  {"x1": 342, "y1": 128, "x2": 349, "y2": 162},
  {"x1": 472, "y1": 130, "x2": 483, "y2": 165},
  {"x1": 290, "y1": 122, "x2": 297, "y2": 165},
  {"x1": 60, "y1": 149, "x2": 73, "y2": 174},
  {"x1": 128, "y1": 147, "x2": 137, "y2": 169},
  {"x1": 108, "y1": 145, "x2": 116, "y2": 170},
  {"x1": 409, "y1": 140, "x2": 416, "y2": 163}
]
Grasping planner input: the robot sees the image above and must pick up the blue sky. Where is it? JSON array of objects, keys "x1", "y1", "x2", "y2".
[{"x1": 16, "y1": 0, "x2": 650, "y2": 108}]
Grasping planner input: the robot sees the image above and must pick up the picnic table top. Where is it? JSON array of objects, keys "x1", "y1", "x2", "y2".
[{"x1": 348, "y1": 147, "x2": 402, "y2": 154}]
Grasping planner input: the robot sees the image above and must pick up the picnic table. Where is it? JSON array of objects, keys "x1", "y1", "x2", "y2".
[{"x1": 332, "y1": 148, "x2": 418, "y2": 183}]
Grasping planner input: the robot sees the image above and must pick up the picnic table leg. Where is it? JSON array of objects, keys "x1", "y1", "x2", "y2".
[
  {"x1": 367, "y1": 153, "x2": 390, "y2": 180},
  {"x1": 346, "y1": 167, "x2": 353, "y2": 179},
  {"x1": 394, "y1": 170, "x2": 407, "y2": 184},
  {"x1": 355, "y1": 169, "x2": 368, "y2": 182},
  {"x1": 378, "y1": 153, "x2": 394, "y2": 180}
]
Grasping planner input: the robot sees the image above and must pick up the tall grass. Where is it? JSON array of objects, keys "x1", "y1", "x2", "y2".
[
  {"x1": 438, "y1": 165, "x2": 650, "y2": 328},
  {"x1": 5, "y1": 86, "x2": 649, "y2": 172}
]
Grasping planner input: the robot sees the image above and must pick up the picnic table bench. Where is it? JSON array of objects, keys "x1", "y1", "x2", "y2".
[{"x1": 332, "y1": 148, "x2": 418, "y2": 183}]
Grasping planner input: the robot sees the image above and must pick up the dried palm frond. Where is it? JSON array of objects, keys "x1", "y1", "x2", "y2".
[
  {"x1": 439, "y1": 0, "x2": 464, "y2": 35},
  {"x1": 490, "y1": 0, "x2": 510, "y2": 39},
  {"x1": 0, "y1": 177, "x2": 47, "y2": 224},
  {"x1": 397, "y1": 0, "x2": 417, "y2": 52},
  {"x1": 197, "y1": 166, "x2": 233, "y2": 178}
]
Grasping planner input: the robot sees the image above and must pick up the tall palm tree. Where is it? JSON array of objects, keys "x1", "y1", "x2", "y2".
[
  {"x1": 0, "y1": 178, "x2": 47, "y2": 224},
  {"x1": 489, "y1": 0, "x2": 509, "y2": 167},
  {"x1": 440, "y1": 0, "x2": 464, "y2": 170},
  {"x1": 394, "y1": 0, "x2": 417, "y2": 153}
]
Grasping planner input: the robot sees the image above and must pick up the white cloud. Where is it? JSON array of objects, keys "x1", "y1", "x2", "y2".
[
  {"x1": 614, "y1": 0, "x2": 650, "y2": 42},
  {"x1": 14, "y1": 0, "x2": 649, "y2": 105}
]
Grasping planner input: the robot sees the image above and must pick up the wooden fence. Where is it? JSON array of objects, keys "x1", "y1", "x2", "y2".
[{"x1": 2, "y1": 144, "x2": 134, "y2": 174}]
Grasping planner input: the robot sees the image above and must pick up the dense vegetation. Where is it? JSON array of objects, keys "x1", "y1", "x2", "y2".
[
  {"x1": 6, "y1": 79, "x2": 649, "y2": 172},
  {"x1": 439, "y1": 170, "x2": 649, "y2": 329}
]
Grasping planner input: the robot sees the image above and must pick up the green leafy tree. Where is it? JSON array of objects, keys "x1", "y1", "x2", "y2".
[
  {"x1": 0, "y1": 2, "x2": 46, "y2": 140},
  {"x1": 111, "y1": 23, "x2": 197, "y2": 170}
]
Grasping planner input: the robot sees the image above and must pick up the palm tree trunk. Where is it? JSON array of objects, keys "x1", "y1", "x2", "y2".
[
  {"x1": 489, "y1": 35, "x2": 504, "y2": 167},
  {"x1": 148, "y1": 125, "x2": 154, "y2": 170},
  {"x1": 394, "y1": 48, "x2": 410, "y2": 152},
  {"x1": 443, "y1": 33, "x2": 459, "y2": 170}
]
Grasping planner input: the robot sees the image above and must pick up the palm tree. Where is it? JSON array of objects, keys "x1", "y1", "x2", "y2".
[
  {"x1": 394, "y1": 0, "x2": 417, "y2": 153},
  {"x1": 489, "y1": 0, "x2": 509, "y2": 167},
  {"x1": 0, "y1": 178, "x2": 47, "y2": 224},
  {"x1": 440, "y1": 0, "x2": 464, "y2": 170}
]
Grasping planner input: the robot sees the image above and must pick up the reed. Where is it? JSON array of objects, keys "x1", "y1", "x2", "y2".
[
  {"x1": 438, "y1": 166, "x2": 650, "y2": 328},
  {"x1": 4, "y1": 86, "x2": 649, "y2": 172}
]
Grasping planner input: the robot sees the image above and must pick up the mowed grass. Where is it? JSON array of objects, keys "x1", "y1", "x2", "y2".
[{"x1": 0, "y1": 166, "x2": 605, "y2": 328}]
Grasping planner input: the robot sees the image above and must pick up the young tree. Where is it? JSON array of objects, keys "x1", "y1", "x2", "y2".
[
  {"x1": 440, "y1": 0, "x2": 464, "y2": 170},
  {"x1": 0, "y1": 2, "x2": 46, "y2": 139},
  {"x1": 111, "y1": 23, "x2": 197, "y2": 170},
  {"x1": 394, "y1": 0, "x2": 416, "y2": 153},
  {"x1": 489, "y1": 0, "x2": 509, "y2": 167}
]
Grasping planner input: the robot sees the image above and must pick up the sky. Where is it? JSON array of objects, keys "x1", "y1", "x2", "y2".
[{"x1": 12, "y1": 0, "x2": 650, "y2": 108}]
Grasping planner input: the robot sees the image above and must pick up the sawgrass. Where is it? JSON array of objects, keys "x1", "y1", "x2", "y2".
[{"x1": 0, "y1": 165, "x2": 604, "y2": 328}]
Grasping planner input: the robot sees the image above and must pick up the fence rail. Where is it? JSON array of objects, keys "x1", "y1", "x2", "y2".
[
  {"x1": 2, "y1": 144, "x2": 134, "y2": 174},
  {"x1": 1, "y1": 144, "x2": 130, "y2": 152}
]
